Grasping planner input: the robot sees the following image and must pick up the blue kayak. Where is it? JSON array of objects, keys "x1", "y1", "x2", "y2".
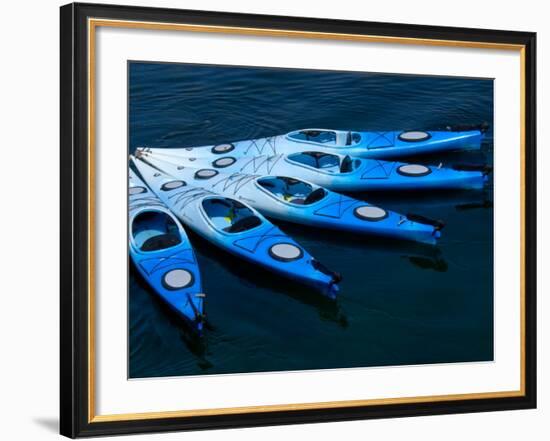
[
  {"x1": 141, "y1": 152, "x2": 443, "y2": 245},
  {"x1": 143, "y1": 148, "x2": 489, "y2": 192},
  {"x1": 139, "y1": 124, "x2": 487, "y2": 160},
  {"x1": 128, "y1": 168, "x2": 205, "y2": 334},
  {"x1": 131, "y1": 156, "x2": 342, "y2": 298}
]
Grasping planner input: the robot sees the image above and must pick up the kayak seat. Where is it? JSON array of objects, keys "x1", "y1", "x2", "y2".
[
  {"x1": 299, "y1": 130, "x2": 322, "y2": 140},
  {"x1": 258, "y1": 176, "x2": 314, "y2": 201},
  {"x1": 288, "y1": 152, "x2": 318, "y2": 168},
  {"x1": 209, "y1": 198, "x2": 232, "y2": 208},
  {"x1": 132, "y1": 211, "x2": 181, "y2": 250},
  {"x1": 288, "y1": 152, "x2": 340, "y2": 171},
  {"x1": 340, "y1": 155, "x2": 353, "y2": 173},
  {"x1": 209, "y1": 216, "x2": 231, "y2": 230},
  {"x1": 304, "y1": 188, "x2": 326, "y2": 205},
  {"x1": 287, "y1": 130, "x2": 360, "y2": 147},
  {"x1": 203, "y1": 197, "x2": 255, "y2": 232},
  {"x1": 224, "y1": 215, "x2": 262, "y2": 233},
  {"x1": 336, "y1": 131, "x2": 353, "y2": 146},
  {"x1": 141, "y1": 233, "x2": 182, "y2": 251},
  {"x1": 285, "y1": 189, "x2": 325, "y2": 205}
]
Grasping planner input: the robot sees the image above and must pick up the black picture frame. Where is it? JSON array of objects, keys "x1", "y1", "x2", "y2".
[{"x1": 60, "y1": 2, "x2": 537, "y2": 438}]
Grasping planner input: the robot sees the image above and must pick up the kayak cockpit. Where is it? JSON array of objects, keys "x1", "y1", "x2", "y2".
[
  {"x1": 202, "y1": 197, "x2": 263, "y2": 233},
  {"x1": 287, "y1": 151, "x2": 361, "y2": 173},
  {"x1": 257, "y1": 176, "x2": 327, "y2": 205},
  {"x1": 287, "y1": 129, "x2": 361, "y2": 147},
  {"x1": 132, "y1": 211, "x2": 182, "y2": 252}
]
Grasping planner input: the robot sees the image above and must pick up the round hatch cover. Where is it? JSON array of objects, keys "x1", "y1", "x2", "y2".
[
  {"x1": 269, "y1": 243, "x2": 303, "y2": 262},
  {"x1": 213, "y1": 157, "x2": 236, "y2": 168},
  {"x1": 398, "y1": 131, "x2": 431, "y2": 142},
  {"x1": 161, "y1": 180, "x2": 186, "y2": 191},
  {"x1": 397, "y1": 164, "x2": 432, "y2": 177},
  {"x1": 354, "y1": 205, "x2": 388, "y2": 221},
  {"x1": 195, "y1": 169, "x2": 219, "y2": 179},
  {"x1": 212, "y1": 143, "x2": 235, "y2": 154},
  {"x1": 129, "y1": 186, "x2": 147, "y2": 195},
  {"x1": 162, "y1": 269, "x2": 194, "y2": 290}
]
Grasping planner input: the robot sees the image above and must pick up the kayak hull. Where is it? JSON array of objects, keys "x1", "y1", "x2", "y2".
[
  {"x1": 144, "y1": 150, "x2": 487, "y2": 192},
  {"x1": 139, "y1": 128, "x2": 484, "y2": 160},
  {"x1": 132, "y1": 157, "x2": 340, "y2": 298},
  {"x1": 350, "y1": 130, "x2": 483, "y2": 159},
  {"x1": 130, "y1": 248, "x2": 205, "y2": 332},
  {"x1": 337, "y1": 160, "x2": 486, "y2": 191},
  {"x1": 128, "y1": 169, "x2": 205, "y2": 333},
  {"x1": 141, "y1": 153, "x2": 441, "y2": 245}
]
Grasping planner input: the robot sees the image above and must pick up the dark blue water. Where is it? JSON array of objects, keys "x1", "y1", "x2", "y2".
[{"x1": 128, "y1": 62, "x2": 494, "y2": 379}]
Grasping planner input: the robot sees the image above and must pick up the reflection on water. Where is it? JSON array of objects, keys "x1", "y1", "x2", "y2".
[{"x1": 129, "y1": 62, "x2": 494, "y2": 378}]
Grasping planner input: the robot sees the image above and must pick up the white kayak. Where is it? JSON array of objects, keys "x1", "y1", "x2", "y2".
[
  {"x1": 137, "y1": 125, "x2": 486, "y2": 160},
  {"x1": 131, "y1": 156, "x2": 342, "y2": 298},
  {"x1": 128, "y1": 168, "x2": 205, "y2": 334},
  {"x1": 139, "y1": 152, "x2": 444, "y2": 245},
  {"x1": 140, "y1": 147, "x2": 489, "y2": 192}
]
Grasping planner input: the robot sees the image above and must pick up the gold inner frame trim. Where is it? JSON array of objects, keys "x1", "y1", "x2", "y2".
[
  {"x1": 92, "y1": 390, "x2": 524, "y2": 423},
  {"x1": 87, "y1": 17, "x2": 527, "y2": 424}
]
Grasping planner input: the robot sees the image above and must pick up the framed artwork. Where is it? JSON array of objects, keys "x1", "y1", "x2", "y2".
[{"x1": 60, "y1": 2, "x2": 537, "y2": 438}]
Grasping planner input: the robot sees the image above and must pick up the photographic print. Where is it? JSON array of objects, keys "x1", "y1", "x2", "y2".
[
  {"x1": 128, "y1": 62, "x2": 494, "y2": 379},
  {"x1": 60, "y1": 4, "x2": 536, "y2": 436}
]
